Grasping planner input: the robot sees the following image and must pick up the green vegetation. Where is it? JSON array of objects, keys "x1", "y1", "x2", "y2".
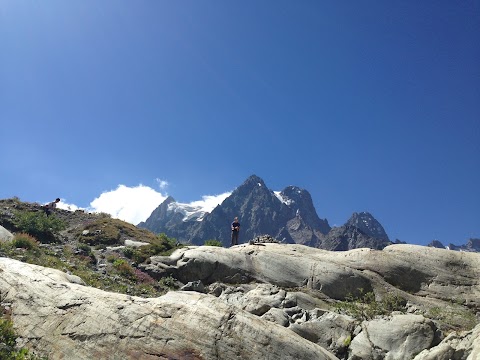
[
  {"x1": 12, "y1": 233, "x2": 40, "y2": 251},
  {"x1": 343, "y1": 335, "x2": 352, "y2": 347},
  {"x1": 13, "y1": 211, "x2": 65, "y2": 243},
  {"x1": 0, "y1": 293, "x2": 47, "y2": 360},
  {"x1": 122, "y1": 233, "x2": 180, "y2": 264},
  {"x1": 0, "y1": 230, "x2": 181, "y2": 298},
  {"x1": 78, "y1": 218, "x2": 161, "y2": 247},
  {"x1": 158, "y1": 275, "x2": 177, "y2": 289},
  {"x1": 427, "y1": 305, "x2": 477, "y2": 332},
  {"x1": 334, "y1": 289, "x2": 406, "y2": 321},
  {"x1": 204, "y1": 239, "x2": 223, "y2": 247}
]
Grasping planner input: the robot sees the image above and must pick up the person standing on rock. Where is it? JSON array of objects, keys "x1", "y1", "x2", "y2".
[
  {"x1": 44, "y1": 198, "x2": 60, "y2": 217},
  {"x1": 231, "y1": 217, "x2": 241, "y2": 246}
]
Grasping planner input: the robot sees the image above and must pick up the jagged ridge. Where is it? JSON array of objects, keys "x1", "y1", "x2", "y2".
[{"x1": 139, "y1": 175, "x2": 394, "y2": 250}]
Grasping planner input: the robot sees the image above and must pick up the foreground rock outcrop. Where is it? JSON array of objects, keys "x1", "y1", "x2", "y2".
[
  {"x1": 0, "y1": 258, "x2": 337, "y2": 360},
  {"x1": 1, "y1": 242, "x2": 479, "y2": 359},
  {"x1": 143, "y1": 243, "x2": 480, "y2": 359},
  {"x1": 145, "y1": 243, "x2": 480, "y2": 307}
]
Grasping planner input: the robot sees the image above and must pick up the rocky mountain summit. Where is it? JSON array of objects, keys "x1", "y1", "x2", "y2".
[
  {"x1": 0, "y1": 197, "x2": 479, "y2": 359},
  {"x1": 139, "y1": 175, "x2": 393, "y2": 250}
]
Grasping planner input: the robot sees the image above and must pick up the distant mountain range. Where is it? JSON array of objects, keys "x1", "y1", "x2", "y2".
[
  {"x1": 427, "y1": 238, "x2": 480, "y2": 252},
  {"x1": 139, "y1": 175, "x2": 400, "y2": 250},
  {"x1": 139, "y1": 174, "x2": 478, "y2": 252}
]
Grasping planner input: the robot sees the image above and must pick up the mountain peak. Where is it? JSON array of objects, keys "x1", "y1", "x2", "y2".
[
  {"x1": 164, "y1": 196, "x2": 176, "y2": 204},
  {"x1": 346, "y1": 212, "x2": 389, "y2": 241},
  {"x1": 428, "y1": 240, "x2": 445, "y2": 249},
  {"x1": 242, "y1": 175, "x2": 266, "y2": 187}
]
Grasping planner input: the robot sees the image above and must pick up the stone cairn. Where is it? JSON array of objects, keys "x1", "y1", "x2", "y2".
[{"x1": 248, "y1": 234, "x2": 279, "y2": 245}]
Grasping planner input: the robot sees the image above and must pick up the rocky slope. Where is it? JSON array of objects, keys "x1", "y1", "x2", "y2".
[
  {"x1": 1, "y1": 242, "x2": 479, "y2": 359},
  {"x1": 0, "y1": 258, "x2": 337, "y2": 360},
  {"x1": 1, "y1": 198, "x2": 479, "y2": 359}
]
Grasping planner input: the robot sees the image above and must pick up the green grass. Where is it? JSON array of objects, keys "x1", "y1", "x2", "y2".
[
  {"x1": 427, "y1": 305, "x2": 477, "y2": 332},
  {"x1": 204, "y1": 239, "x2": 223, "y2": 247},
  {"x1": 0, "y1": 233, "x2": 181, "y2": 298},
  {"x1": 333, "y1": 289, "x2": 406, "y2": 321},
  {"x1": 13, "y1": 211, "x2": 65, "y2": 243}
]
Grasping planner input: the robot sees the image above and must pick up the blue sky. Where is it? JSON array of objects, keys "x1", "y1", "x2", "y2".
[{"x1": 1, "y1": 1, "x2": 479, "y2": 246}]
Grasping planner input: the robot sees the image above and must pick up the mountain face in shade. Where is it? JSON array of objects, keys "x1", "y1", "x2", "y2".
[
  {"x1": 317, "y1": 212, "x2": 391, "y2": 251},
  {"x1": 139, "y1": 175, "x2": 332, "y2": 247},
  {"x1": 139, "y1": 175, "x2": 396, "y2": 250},
  {"x1": 345, "y1": 212, "x2": 390, "y2": 241},
  {"x1": 138, "y1": 176, "x2": 399, "y2": 250},
  {"x1": 427, "y1": 240, "x2": 446, "y2": 249},
  {"x1": 138, "y1": 175, "x2": 398, "y2": 250},
  {"x1": 446, "y1": 238, "x2": 480, "y2": 252}
]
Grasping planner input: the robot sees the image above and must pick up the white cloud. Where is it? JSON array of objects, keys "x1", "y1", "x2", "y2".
[
  {"x1": 89, "y1": 184, "x2": 167, "y2": 225},
  {"x1": 56, "y1": 184, "x2": 231, "y2": 226},
  {"x1": 156, "y1": 178, "x2": 169, "y2": 190},
  {"x1": 56, "y1": 200, "x2": 81, "y2": 212},
  {"x1": 187, "y1": 192, "x2": 231, "y2": 213}
]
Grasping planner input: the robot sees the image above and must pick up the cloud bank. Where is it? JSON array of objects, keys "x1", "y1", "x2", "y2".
[
  {"x1": 59, "y1": 184, "x2": 232, "y2": 226},
  {"x1": 186, "y1": 192, "x2": 231, "y2": 213},
  {"x1": 89, "y1": 185, "x2": 168, "y2": 225}
]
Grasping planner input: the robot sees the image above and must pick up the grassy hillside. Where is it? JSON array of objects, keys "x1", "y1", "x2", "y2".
[{"x1": 0, "y1": 197, "x2": 182, "y2": 297}]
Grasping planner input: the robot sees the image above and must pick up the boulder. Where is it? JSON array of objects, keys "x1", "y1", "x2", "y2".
[
  {"x1": 0, "y1": 224, "x2": 13, "y2": 242},
  {"x1": 261, "y1": 307, "x2": 290, "y2": 327},
  {"x1": 290, "y1": 312, "x2": 356, "y2": 356},
  {"x1": 214, "y1": 284, "x2": 286, "y2": 316},
  {"x1": 124, "y1": 239, "x2": 149, "y2": 247},
  {"x1": 413, "y1": 322, "x2": 480, "y2": 360},
  {"x1": 348, "y1": 314, "x2": 437, "y2": 360}
]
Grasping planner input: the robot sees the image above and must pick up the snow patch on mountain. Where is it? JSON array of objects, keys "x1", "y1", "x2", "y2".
[
  {"x1": 274, "y1": 191, "x2": 293, "y2": 206},
  {"x1": 167, "y1": 192, "x2": 231, "y2": 222}
]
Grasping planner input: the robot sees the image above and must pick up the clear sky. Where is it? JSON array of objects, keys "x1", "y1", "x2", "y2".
[{"x1": 1, "y1": 1, "x2": 479, "y2": 246}]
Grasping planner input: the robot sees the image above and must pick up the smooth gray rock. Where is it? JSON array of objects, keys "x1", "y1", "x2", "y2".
[
  {"x1": 290, "y1": 312, "x2": 356, "y2": 356},
  {"x1": 0, "y1": 225, "x2": 13, "y2": 242},
  {"x1": 0, "y1": 258, "x2": 339, "y2": 360},
  {"x1": 218, "y1": 283, "x2": 287, "y2": 316},
  {"x1": 261, "y1": 307, "x2": 290, "y2": 327},
  {"x1": 413, "y1": 322, "x2": 480, "y2": 360},
  {"x1": 181, "y1": 280, "x2": 206, "y2": 293},
  {"x1": 349, "y1": 314, "x2": 437, "y2": 360},
  {"x1": 149, "y1": 243, "x2": 480, "y2": 305},
  {"x1": 124, "y1": 239, "x2": 149, "y2": 247}
]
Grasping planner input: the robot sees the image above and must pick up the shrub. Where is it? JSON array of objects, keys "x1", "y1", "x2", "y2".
[
  {"x1": 134, "y1": 269, "x2": 155, "y2": 284},
  {"x1": 204, "y1": 239, "x2": 223, "y2": 247},
  {"x1": 13, "y1": 211, "x2": 65, "y2": 242},
  {"x1": 12, "y1": 233, "x2": 39, "y2": 251},
  {"x1": 112, "y1": 259, "x2": 136, "y2": 279},
  {"x1": 426, "y1": 305, "x2": 477, "y2": 332},
  {"x1": 126, "y1": 234, "x2": 181, "y2": 264},
  {"x1": 1, "y1": 292, "x2": 46, "y2": 359},
  {"x1": 334, "y1": 290, "x2": 406, "y2": 321},
  {"x1": 122, "y1": 247, "x2": 134, "y2": 259},
  {"x1": 0, "y1": 317, "x2": 17, "y2": 357},
  {"x1": 159, "y1": 275, "x2": 177, "y2": 289},
  {"x1": 77, "y1": 243, "x2": 92, "y2": 254}
]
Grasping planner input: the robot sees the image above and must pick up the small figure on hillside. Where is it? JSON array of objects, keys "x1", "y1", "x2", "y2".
[
  {"x1": 231, "y1": 216, "x2": 241, "y2": 246},
  {"x1": 44, "y1": 198, "x2": 60, "y2": 217}
]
